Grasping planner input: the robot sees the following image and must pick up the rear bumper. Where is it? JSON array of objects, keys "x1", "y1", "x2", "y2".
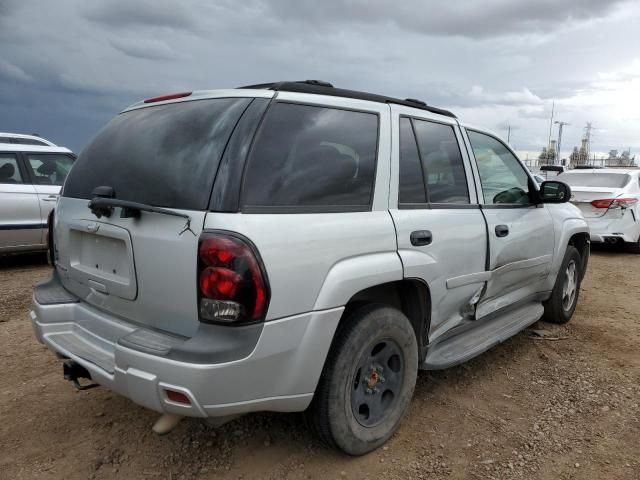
[
  {"x1": 585, "y1": 213, "x2": 639, "y2": 243},
  {"x1": 31, "y1": 274, "x2": 342, "y2": 418}
]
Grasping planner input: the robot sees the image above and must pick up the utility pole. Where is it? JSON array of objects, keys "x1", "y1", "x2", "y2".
[
  {"x1": 546, "y1": 101, "x2": 555, "y2": 164},
  {"x1": 554, "y1": 120, "x2": 570, "y2": 165},
  {"x1": 507, "y1": 125, "x2": 511, "y2": 144}
]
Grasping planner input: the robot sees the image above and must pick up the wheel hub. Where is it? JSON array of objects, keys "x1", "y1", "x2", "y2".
[
  {"x1": 365, "y1": 367, "x2": 381, "y2": 390},
  {"x1": 351, "y1": 339, "x2": 404, "y2": 427}
]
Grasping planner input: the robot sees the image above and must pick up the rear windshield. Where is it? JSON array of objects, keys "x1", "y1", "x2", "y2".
[
  {"x1": 63, "y1": 98, "x2": 251, "y2": 210},
  {"x1": 557, "y1": 172, "x2": 630, "y2": 188}
]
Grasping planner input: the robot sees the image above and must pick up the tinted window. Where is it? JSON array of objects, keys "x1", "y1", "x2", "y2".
[
  {"x1": 468, "y1": 130, "x2": 530, "y2": 205},
  {"x1": 557, "y1": 172, "x2": 630, "y2": 188},
  {"x1": 0, "y1": 137, "x2": 13, "y2": 144},
  {"x1": 26, "y1": 154, "x2": 75, "y2": 186},
  {"x1": 243, "y1": 103, "x2": 378, "y2": 211},
  {"x1": 398, "y1": 117, "x2": 426, "y2": 204},
  {"x1": 63, "y1": 98, "x2": 251, "y2": 210},
  {"x1": 413, "y1": 119, "x2": 469, "y2": 204},
  {"x1": 0, "y1": 155, "x2": 23, "y2": 183}
]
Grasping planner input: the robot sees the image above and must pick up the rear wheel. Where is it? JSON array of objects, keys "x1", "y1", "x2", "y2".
[
  {"x1": 307, "y1": 304, "x2": 418, "y2": 455},
  {"x1": 542, "y1": 246, "x2": 582, "y2": 324}
]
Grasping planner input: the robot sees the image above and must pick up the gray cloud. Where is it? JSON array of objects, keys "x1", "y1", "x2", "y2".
[
  {"x1": 253, "y1": 0, "x2": 632, "y2": 39},
  {"x1": 0, "y1": 59, "x2": 33, "y2": 83},
  {"x1": 109, "y1": 38, "x2": 176, "y2": 60},
  {"x1": 81, "y1": 0, "x2": 196, "y2": 29},
  {"x1": 0, "y1": 0, "x2": 638, "y2": 156}
]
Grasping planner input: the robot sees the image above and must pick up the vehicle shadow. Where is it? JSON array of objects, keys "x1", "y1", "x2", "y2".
[
  {"x1": 590, "y1": 242, "x2": 630, "y2": 256},
  {"x1": 0, "y1": 251, "x2": 48, "y2": 270}
]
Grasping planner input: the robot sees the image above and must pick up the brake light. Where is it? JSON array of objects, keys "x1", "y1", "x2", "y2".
[
  {"x1": 197, "y1": 233, "x2": 269, "y2": 324},
  {"x1": 143, "y1": 91, "x2": 192, "y2": 103},
  {"x1": 591, "y1": 198, "x2": 638, "y2": 209}
]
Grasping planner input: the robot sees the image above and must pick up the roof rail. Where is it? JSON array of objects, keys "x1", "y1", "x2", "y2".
[{"x1": 237, "y1": 80, "x2": 456, "y2": 119}]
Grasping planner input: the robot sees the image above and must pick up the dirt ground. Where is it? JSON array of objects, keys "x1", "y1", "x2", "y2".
[{"x1": 0, "y1": 249, "x2": 638, "y2": 480}]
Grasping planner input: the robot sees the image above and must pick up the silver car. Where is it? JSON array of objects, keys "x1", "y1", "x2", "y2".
[
  {"x1": 0, "y1": 142, "x2": 75, "y2": 253},
  {"x1": 31, "y1": 81, "x2": 589, "y2": 455}
]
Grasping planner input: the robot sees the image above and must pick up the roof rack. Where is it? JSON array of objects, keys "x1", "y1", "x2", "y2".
[{"x1": 237, "y1": 80, "x2": 457, "y2": 119}]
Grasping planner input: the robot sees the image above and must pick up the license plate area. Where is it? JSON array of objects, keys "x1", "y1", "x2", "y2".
[{"x1": 68, "y1": 220, "x2": 137, "y2": 300}]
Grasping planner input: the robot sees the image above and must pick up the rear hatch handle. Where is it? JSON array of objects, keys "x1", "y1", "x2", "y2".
[{"x1": 88, "y1": 197, "x2": 196, "y2": 236}]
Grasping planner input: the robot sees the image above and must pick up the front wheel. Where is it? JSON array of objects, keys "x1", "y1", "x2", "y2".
[
  {"x1": 542, "y1": 246, "x2": 582, "y2": 324},
  {"x1": 307, "y1": 304, "x2": 418, "y2": 455}
]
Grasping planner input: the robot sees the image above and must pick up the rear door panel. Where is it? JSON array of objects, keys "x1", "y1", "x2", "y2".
[
  {"x1": 0, "y1": 153, "x2": 43, "y2": 249},
  {"x1": 388, "y1": 106, "x2": 487, "y2": 341}
]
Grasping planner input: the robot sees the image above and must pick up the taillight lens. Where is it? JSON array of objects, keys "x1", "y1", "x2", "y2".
[
  {"x1": 197, "y1": 232, "x2": 269, "y2": 324},
  {"x1": 591, "y1": 198, "x2": 638, "y2": 209}
]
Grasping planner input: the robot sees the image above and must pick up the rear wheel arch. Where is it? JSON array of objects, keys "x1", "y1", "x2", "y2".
[
  {"x1": 340, "y1": 279, "x2": 431, "y2": 356},
  {"x1": 567, "y1": 232, "x2": 590, "y2": 279}
]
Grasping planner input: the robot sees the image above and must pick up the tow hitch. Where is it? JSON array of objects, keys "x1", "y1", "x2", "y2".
[{"x1": 63, "y1": 360, "x2": 99, "y2": 391}]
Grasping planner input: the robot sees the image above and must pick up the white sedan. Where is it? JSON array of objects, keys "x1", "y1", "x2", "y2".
[{"x1": 557, "y1": 168, "x2": 640, "y2": 253}]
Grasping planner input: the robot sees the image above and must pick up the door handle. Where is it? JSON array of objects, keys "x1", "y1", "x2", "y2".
[
  {"x1": 495, "y1": 224, "x2": 509, "y2": 237},
  {"x1": 41, "y1": 198, "x2": 57, "y2": 202},
  {"x1": 410, "y1": 230, "x2": 433, "y2": 246}
]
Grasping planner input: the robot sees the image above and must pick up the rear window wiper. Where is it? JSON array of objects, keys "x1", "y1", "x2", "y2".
[{"x1": 88, "y1": 197, "x2": 195, "y2": 236}]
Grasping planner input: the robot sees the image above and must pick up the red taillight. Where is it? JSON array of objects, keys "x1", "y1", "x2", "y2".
[
  {"x1": 591, "y1": 198, "x2": 638, "y2": 209},
  {"x1": 591, "y1": 199, "x2": 613, "y2": 209},
  {"x1": 143, "y1": 91, "x2": 192, "y2": 103},
  {"x1": 197, "y1": 233, "x2": 269, "y2": 324}
]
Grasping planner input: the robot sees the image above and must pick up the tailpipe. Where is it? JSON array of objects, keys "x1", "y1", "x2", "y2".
[
  {"x1": 605, "y1": 237, "x2": 619, "y2": 245},
  {"x1": 152, "y1": 413, "x2": 183, "y2": 435}
]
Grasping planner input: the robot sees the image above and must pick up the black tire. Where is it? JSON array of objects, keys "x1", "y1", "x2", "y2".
[
  {"x1": 542, "y1": 246, "x2": 582, "y2": 324},
  {"x1": 306, "y1": 304, "x2": 418, "y2": 455}
]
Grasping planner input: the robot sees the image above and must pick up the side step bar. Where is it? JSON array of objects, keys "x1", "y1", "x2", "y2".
[{"x1": 423, "y1": 302, "x2": 544, "y2": 370}]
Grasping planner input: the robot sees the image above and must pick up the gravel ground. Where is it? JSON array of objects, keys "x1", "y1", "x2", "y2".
[{"x1": 0, "y1": 249, "x2": 638, "y2": 480}]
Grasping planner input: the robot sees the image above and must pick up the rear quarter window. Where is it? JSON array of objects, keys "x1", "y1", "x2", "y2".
[{"x1": 241, "y1": 103, "x2": 379, "y2": 212}]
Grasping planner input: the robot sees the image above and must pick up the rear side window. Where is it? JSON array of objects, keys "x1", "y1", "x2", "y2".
[
  {"x1": 412, "y1": 119, "x2": 470, "y2": 204},
  {"x1": 0, "y1": 155, "x2": 23, "y2": 183},
  {"x1": 25, "y1": 154, "x2": 74, "y2": 186},
  {"x1": 398, "y1": 117, "x2": 427, "y2": 205},
  {"x1": 63, "y1": 98, "x2": 252, "y2": 210},
  {"x1": 242, "y1": 103, "x2": 378, "y2": 212}
]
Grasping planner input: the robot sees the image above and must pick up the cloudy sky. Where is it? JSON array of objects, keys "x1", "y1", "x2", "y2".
[{"x1": 1, "y1": 0, "x2": 639, "y2": 160}]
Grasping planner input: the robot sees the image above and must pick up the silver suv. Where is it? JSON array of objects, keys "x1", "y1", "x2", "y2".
[{"x1": 31, "y1": 81, "x2": 589, "y2": 455}]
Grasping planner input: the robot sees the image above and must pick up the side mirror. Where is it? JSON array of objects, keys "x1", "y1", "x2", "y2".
[{"x1": 539, "y1": 181, "x2": 571, "y2": 203}]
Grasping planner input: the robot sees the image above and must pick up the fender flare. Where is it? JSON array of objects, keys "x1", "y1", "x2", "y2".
[{"x1": 313, "y1": 252, "x2": 403, "y2": 311}]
